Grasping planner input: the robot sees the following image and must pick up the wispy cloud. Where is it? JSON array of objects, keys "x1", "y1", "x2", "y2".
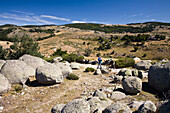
[
  {"x1": 40, "y1": 15, "x2": 70, "y2": 21},
  {"x1": 11, "y1": 10, "x2": 34, "y2": 15},
  {"x1": 0, "y1": 13, "x2": 54, "y2": 25},
  {"x1": 129, "y1": 14, "x2": 143, "y2": 17}
]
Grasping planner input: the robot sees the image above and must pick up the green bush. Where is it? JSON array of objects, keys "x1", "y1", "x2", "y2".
[
  {"x1": 76, "y1": 56, "x2": 84, "y2": 63},
  {"x1": 133, "y1": 46, "x2": 139, "y2": 52},
  {"x1": 85, "y1": 67, "x2": 95, "y2": 72},
  {"x1": 66, "y1": 73, "x2": 79, "y2": 80},
  {"x1": 43, "y1": 57, "x2": 53, "y2": 63},
  {"x1": 52, "y1": 48, "x2": 67, "y2": 56},
  {"x1": 115, "y1": 58, "x2": 135, "y2": 68},
  {"x1": 63, "y1": 53, "x2": 78, "y2": 62},
  {"x1": 14, "y1": 84, "x2": 23, "y2": 92}
]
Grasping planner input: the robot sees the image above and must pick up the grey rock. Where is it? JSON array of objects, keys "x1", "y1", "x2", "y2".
[
  {"x1": 158, "y1": 100, "x2": 170, "y2": 113},
  {"x1": 148, "y1": 62, "x2": 170, "y2": 92},
  {"x1": 36, "y1": 63, "x2": 63, "y2": 84},
  {"x1": 110, "y1": 91, "x2": 126, "y2": 100},
  {"x1": 61, "y1": 99, "x2": 90, "y2": 113},
  {"x1": 53, "y1": 57, "x2": 63, "y2": 63},
  {"x1": 138, "y1": 101, "x2": 157, "y2": 113},
  {"x1": 94, "y1": 69, "x2": 102, "y2": 75},
  {"x1": 88, "y1": 97, "x2": 102, "y2": 113},
  {"x1": 128, "y1": 101, "x2": 144, "y2": 110},
  {"x1": 0, "y1": 74, "x2": 11, "y2": 94},
  {"x1": 0, "y1": 60, "x2": 35, "y2": 85},
  {"x1": 124, "y1": 69, "x2": 132, "y2": 76},
  {"x1": 122, "y1": 77, "x2": 142, "y2": 94},
  {"x1": 0, "y1": 60, "x2": 5, "y2": 70},
  {"x1": 55, "y1": 62, "x2": 72, "y2": 77},
  {"x1": 102, "y1": 87, "x2": 115, "y2": 93},
  {"x1": 19, "y1": 54, "x2": 47, "y2": 70},
  {"x1": 51, "y1": 104, "x2": 65, "y2": 113},
  {"x1": 118, "y1": 68, "x2": 126, "y2": 75},
  {"x1": 134, "y1": 61, "x2": 152, "y2": 70},
  {"x1": 103, "y1": 103, "x2": 132, "y2": 113},
  {"x1": 93, "y1": 90, "x2": 107, "y2": 100},
  {"x1": 71, "y1": 63, "x2": 80, "y2": 69}
]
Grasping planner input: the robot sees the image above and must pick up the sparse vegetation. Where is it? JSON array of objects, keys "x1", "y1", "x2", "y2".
[
  {"x1": 13, "y1": 84, "x2": 23, "y2": 92},
  {"x1": 85, "y1": 67, "x2": 95, "y2": 72},
  {"x1": 66, "y1": 73, "x2": 79, "y2": 80},
  {"x1": 115, "y1": 58, "x2": 135, "y2": 68}
]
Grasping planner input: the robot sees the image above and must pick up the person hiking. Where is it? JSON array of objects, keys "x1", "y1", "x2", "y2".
[{"x1": 97, "y1": 56, "x2": 102, "y2": 69}]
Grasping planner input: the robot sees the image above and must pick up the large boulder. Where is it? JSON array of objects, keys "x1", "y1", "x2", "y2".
[
  {"x1": 123, "y1": 69, "x2": 132, "y2": 76},
  {"x1": 51, "y1": 104, "x2": 65, "y2": 113},
  {"x1": 19, "y1": 54, "x2": 47, "y2": 69},
  {"x1": 61, "y1": 99, "x2": 90, "y2": 113},
  {"x1": 0, "y1": 60, "x2": 35, "y2": 85},
  {"x1": 88, "y1": 97, "x2": 112, "y2": 112},
  {"x1": 133, "y1": 57, "x2": 141, "y2": 63},
  {"x1": 0, "y1": 60, "x2": 5, "y2": 70},
  {"x1": 138, "y1": 101, "x2": 157, "y2": 113},
  {"x1": 158, "y1": 100, "x2": 170, "y2": 113},
  {"x1": 132, "y1": 70, "x2": 139, "y2": 77},
  {"x1": 55, "y1": 62, "x2": 72, "y2": 77},
  {"x1": 134, "y1": 61, "x2": 152, "y2": 70},
  {"x1": 122, "y1": 77, "x2": 142, "y2": 94},
  {"x1": 0, "y1": 74, "x2": 11, "y2": 94},
  {"x1": 36, "y1": 63, "x2": 63, "y2": 84},
  {"x1": 110, "y1": 91, "x2": 126, "y2": 100},
  {"x1": 148, "y1": 62, "x2": 170, "y2": 92},
  {"x1": 103, "y1": 103, "x2": 132, "y2": 113}
]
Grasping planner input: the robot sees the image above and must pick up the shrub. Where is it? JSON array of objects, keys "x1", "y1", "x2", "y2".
[
  {"x1": 76, "y1": 56, "x2": 84, "y2": 63},
  {"x1": 66, "y1": 73, "x2": 79, "y2": 80},
  {"x1": 43, "y1": 57, "x2": 53, "y2": 63},
  {"x1": 52, "y1": 48, "x2": 67, "y2": 56},
  {"x1": 85, "y1": 67, "x2": 95, "y2": 72},
  {"x1": 142, "y1": 53, "x2": 147, "y2": 57},
  {"x1": 115, "y1": 58, "x2": 135, "y2": 68},
  {"x1": 96, "y1": 53, "x2": 101, "y2": 57},
  {"x1": 63, "y1": 53, "x2": 78, "y2": 62},
  {"x1": 14, "y1": 84, "x2": 23, "y2": 92}
]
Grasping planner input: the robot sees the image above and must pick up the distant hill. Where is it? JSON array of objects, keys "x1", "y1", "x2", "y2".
[{"x1": 128, "y1": 21, "x2": 170, "y2": 26}]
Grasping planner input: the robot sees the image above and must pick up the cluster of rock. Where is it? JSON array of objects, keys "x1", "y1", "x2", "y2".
[
  {"x1": 51, "y1": 88, "x2": 158, "y2": 113},
  {"x1": 0, "y1": 55, "x2": 79, "y2": 94}
]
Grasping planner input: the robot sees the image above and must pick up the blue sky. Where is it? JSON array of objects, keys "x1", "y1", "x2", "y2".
[{"x1": 0, "y1": 0, "x2": 170, "y2": 25}]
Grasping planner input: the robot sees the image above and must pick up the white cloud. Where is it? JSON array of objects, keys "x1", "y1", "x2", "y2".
[
  {"x1": 71, "y1": 21, "x2": 86, "y2": 23},
  {"x1": 40, "y1": 15, "x2": 70, "y2": 21},
  {"x1": 11, "y1": 10, "x2": 34, "y2": 15},
  {"x1": 0, "y1": 13, "x2": 54, "y2": 24}
]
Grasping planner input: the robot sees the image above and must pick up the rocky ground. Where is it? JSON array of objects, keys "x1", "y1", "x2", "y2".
[{"x1": 0, "y1": 64, "x2": 163, "y2": 113}]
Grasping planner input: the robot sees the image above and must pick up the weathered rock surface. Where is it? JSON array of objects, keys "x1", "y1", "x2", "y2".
[
  {"x1": 128, "y1": 101, "x2": 144, "y2": 110},
  {"x1": 138, "y1": 101, "x2": 157, "y2": 113},
  {"x1": 36, "y1": 63, "x2": 63, "y2": 84},
  {"x1": 55, "y1": 62, "x2": 72, "y2": 77},
  {"x1": 0, "y1": 60, "x2": 5, "y2": 70},
  {"x1": 51, "y1": 104, "x2": 65, "y2": 113},
  {"x1": 122, "y1": 77, "x2": 142, "y2": 94},
  {"x1": 94, "y1": 69, "x2": 102, "y2": 75},
  {"x1": 19, "y1": 54, "x2": 47, "y2": 69},
  {"x1": 101, "y1": 68, "x2": 110, "y2": 74},
  {"x1": 0, "y1": 74, "x2": 11, "y2": 94},
  {"x1": 132, "y1": 70, "x2": 138, "y2": 77},
  {"x1": 134, "y1": 61, "x2": 152, "y2": 70},
  {"x1": 148, "y1": 62, "x2": 170, "y2": 92},
  {"x1": 110, "y1": 91, "x2": 126, "y2": 100},
  {"x1": 53, "y1": 57, "x2": 63, "y2": 63},
  {"x1": 0, "y1": 60, "x2": 35, "y2": 84},
  {"x1": 71, "y1": 63, "x2": 80, "y2": 69},
  {"x1": 93, "y1": 90, "x2": 107, "y2": 100},
  {"x1": 61, "y1": 99, "x2": 90, "y2": 113},
  {"x1": 103, "y1": 103, "x2": 132, "y2": 113}
]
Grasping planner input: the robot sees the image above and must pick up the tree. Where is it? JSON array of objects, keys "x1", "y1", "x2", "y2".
[
  {"x1": 0, "y1": 46, "x2": 7, "y2": 59},
  {"x1": 8, "y1": 35, "x2": 42, "y2": 59}
]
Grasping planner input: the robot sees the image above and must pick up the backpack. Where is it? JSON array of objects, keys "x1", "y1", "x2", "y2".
[{"x1": 98, "y1": 57, "x2": 102, "y2": 61}]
